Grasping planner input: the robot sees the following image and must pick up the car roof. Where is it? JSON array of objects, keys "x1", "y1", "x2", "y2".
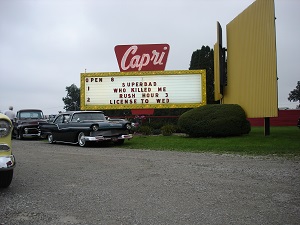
[
  {"x1": 60, "y1": 111, "x2": 104, "y2": 114},
  {"x1": 17, "y1": 109, "x2": 43, "y2": 112}
]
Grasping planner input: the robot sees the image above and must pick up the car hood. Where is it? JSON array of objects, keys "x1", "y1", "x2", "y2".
[{"x1": 17, "y1": 118, "x2": 47, "y2": 125}]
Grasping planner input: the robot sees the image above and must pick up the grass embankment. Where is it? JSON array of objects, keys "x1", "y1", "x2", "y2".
[{"x1": 123, "y1": 127, "x2": 300, "y2": 156}]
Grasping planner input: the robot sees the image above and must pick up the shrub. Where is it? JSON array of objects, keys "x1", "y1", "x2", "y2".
[
  {"x1": 152, "y1": 129, "x2": 162, "y2": 135},
  {"x1": 145, "y1": 118, "x2": 179, "y2": 130},
  {"x1": 161, "y1": 124, "x2": 176, "y2": 136},
  {"x1": 178, "y1": 104, "x2": 251, "y2": 137},
  {"x1": 137, "y1": 125, "x2": 153, "y2": 135}
]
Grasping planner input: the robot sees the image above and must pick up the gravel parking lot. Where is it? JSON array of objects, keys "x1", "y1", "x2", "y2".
[{"x1": 0, "y1": 140, "x2": 299, "y2": 225}]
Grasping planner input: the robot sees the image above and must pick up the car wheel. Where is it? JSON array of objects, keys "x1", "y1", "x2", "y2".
[
  {"x1": 48, "y1": 133, "x2": 55, "y2": 144},
  {"x1": 0, "y1": 170, "x2": 13, "y2": 188},
  {"x1": 12, "y1": 129, "x2": 17, "y2": 139},
  {"x1": 78, "y1": 132, "x2": 87, "y2": 147},
  {"x1": 17, "y1": 130, "x2": 23, "y2": 140}
]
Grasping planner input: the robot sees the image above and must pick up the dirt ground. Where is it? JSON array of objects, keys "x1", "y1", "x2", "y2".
[{"x1": 1, "y1": 140, "x2": 299, "y2": 225}]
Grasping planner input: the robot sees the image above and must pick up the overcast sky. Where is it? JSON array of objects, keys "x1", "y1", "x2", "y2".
[{"x1": 0, "y1": 0, "x2": 299, "y2": 115}]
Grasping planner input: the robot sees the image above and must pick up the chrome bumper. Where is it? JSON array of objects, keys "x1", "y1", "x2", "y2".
[
  {"x1": 0, "y1": 155, "x2": 16, "y2": 171},
  {"x1": 84, "y1": 134, "x2": 133, "y2": 142},
  {"x1": 22, "y1": 133, "x2": 41, "y2": 138}
]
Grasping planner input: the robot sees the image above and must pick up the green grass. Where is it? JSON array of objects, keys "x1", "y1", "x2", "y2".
[{"x1": 123, "y1": 127, "x2": 300, "y2": 157}]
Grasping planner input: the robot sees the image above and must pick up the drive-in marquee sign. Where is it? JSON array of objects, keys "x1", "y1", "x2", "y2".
[{"x1": 80, "y1": 70, "x2": 206, "y2": 110}]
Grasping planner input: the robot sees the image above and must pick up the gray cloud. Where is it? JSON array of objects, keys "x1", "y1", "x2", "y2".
[{"x1": 0, "y1": 0, "x2": 299, "y2": 115}]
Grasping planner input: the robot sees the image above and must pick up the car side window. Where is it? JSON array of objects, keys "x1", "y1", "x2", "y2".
[
  {"x1": 71, "y1": 114, "x2": 80, "y2": 122},
  {"x1": 63, "y1": 115, "x2": 70, "y2": 123},
  {"x1": 54, "y1": 115, "x2": 63, "y2": 124}
]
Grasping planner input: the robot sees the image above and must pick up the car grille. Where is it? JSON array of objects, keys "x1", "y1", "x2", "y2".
[{"x1": 24, "y1": 127, "x2": 39, "y2": 134}]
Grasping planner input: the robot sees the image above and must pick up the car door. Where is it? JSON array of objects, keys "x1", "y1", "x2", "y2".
[
  {"x1": 54, "y1": 114, "x2": 74, "y2": 142},
  {"x1": 51, "y1": 115, "x2": 65, "y2": 141}
]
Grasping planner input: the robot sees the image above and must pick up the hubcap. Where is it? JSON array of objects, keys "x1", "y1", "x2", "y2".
[
  {"x1": 48, "y1": 134, "x2": 53, "y2": 143},
  {"x1": 78, "y1": 133, "x2": 85, "y2": 146}
]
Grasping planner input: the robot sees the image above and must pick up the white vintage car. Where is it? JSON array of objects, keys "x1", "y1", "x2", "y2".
[{"x1": 0, "y1": 113, "x2": 16, "y2": 188}]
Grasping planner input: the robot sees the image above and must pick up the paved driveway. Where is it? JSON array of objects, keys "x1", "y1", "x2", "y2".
[{"x1": 1, "y1": 140, "x2": 299, "y2": 225}]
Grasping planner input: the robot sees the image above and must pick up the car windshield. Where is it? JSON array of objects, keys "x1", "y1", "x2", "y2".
[
  {"x1": 71, "y1": 113, "x2": 105, "y2": 122},
  {"x1": 19, "y1": 111, "x2": 44, "y2": 119}
]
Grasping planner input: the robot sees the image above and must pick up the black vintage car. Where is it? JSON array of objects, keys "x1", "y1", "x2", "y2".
[
  {"x1": 38, "y1": 111, "x2": 133, "y2": 147},
  {"x1": 14, "y1": 109, "x2": 46, "y2": 139}
]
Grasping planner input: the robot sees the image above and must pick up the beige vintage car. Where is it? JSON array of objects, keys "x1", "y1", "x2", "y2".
[{"x1": 0, "y1": 113, "x2": 16, "y2": 188}]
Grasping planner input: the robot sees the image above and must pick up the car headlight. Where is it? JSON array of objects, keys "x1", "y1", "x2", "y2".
[
  {"x1": 0, "y1": 119, "x2": 12, "y2": 137},
  {"x1": 92, "y1": 125, "x2": 99, "y2": 131},
  {"x1": 126, "y1": 123, "x2": 132, "y2": 130}
]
